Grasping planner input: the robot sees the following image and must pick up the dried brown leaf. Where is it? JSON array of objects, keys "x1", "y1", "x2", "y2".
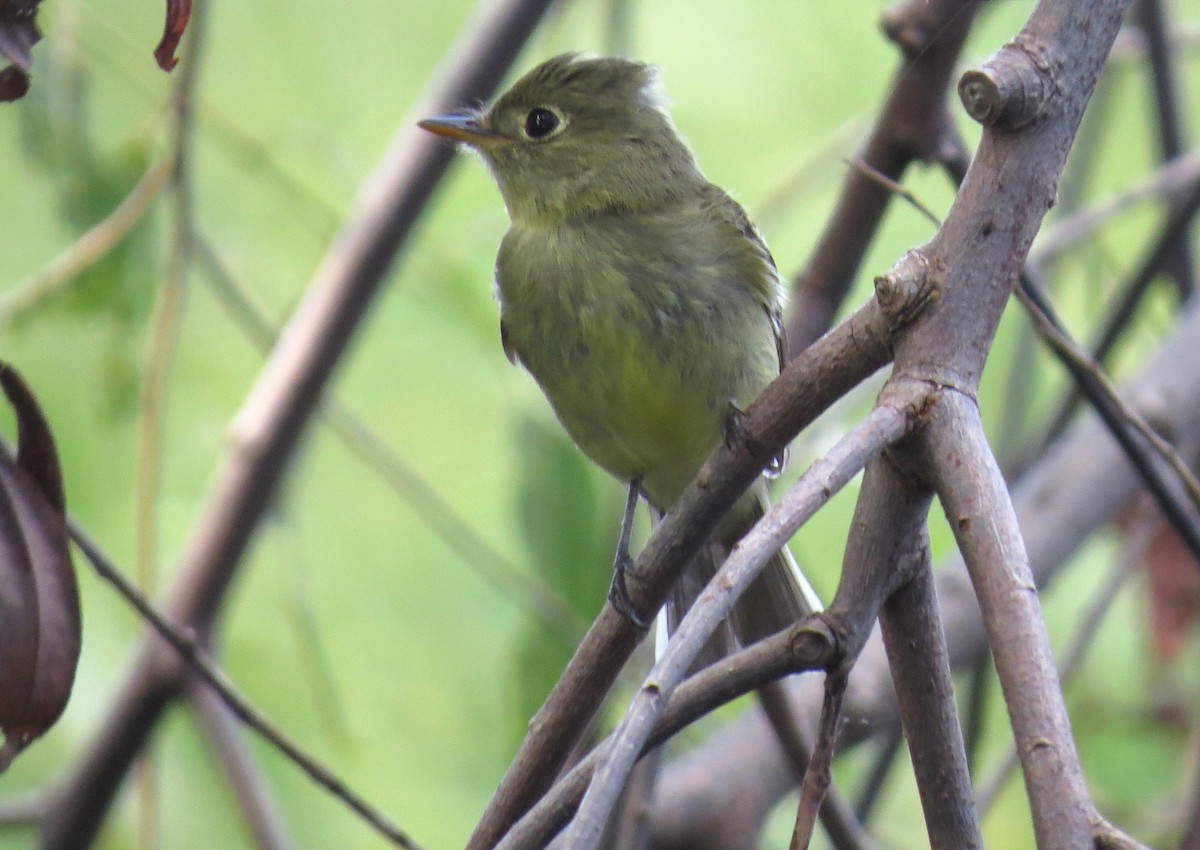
[
  {"x1": 154, "y1": 0, "x2": 192, "y2": 71},
  {"x1": 1119, "y1": 494, "x2": 1200, "y2": 663},
  {"x1": 0, "y1": 66, "x2": 29, "y2": 101},
  {"x1": 0, "y1": 365, "x2": 63, "y2": 511},
  {"x1": 0, "y1": 364, "x2": 80, "y2": 770},
  {"x1": 0, "y1": 483, "x2": 39, "y2": 741},
  {"x1": 1144, "y1": 520, "x2": 1200, "y2": 663},
  {"x1": 0, "y1": 0, "x2": 41, "y2": 102}
]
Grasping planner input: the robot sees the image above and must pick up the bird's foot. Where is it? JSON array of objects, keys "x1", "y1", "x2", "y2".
[
  {"x1": 723, "y1": 402, "x2": 786, "y2": 477},
  {"x1": 608, "y1": 549, "x2": 651, "y2": 630}
]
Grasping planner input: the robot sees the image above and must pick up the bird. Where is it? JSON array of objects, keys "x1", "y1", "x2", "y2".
[{"x1": 420, "y1": 53, "x2": 819, "y2": 659}]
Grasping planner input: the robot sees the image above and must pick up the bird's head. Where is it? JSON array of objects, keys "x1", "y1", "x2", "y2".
[{"x1": 420, "y1": 53, "x2": 704, "y2": 225}]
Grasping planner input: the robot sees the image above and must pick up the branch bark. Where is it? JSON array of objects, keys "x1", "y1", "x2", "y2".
[
  {"x1": 924, "y1": 393, "x2": 1093, "y2": 847},
  {"x1": 651, "y1": 285, "x2": 1200, "y2": 846},
  {"x1": 648, "y1": 0, "x2": 1147, "y2": 844},
  {"x1": 870, "y1": 461, "x2": 980, "y2": 849},
  {"x1": 562, "y1": 392, "x2": 925, "y2": 850},
  {"x1": 467, "y1": 299, "x2": 895, "y2": 850}
]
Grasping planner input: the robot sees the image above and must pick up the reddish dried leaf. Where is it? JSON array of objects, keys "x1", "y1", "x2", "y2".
[
  {"x1": 154, "y1": 0, "x2": 192, "y2": 72},
  {"x1": 0, "y1": 364, "x2": 79, "y2": 770},
  {"x1": 1119, "y1": 493, "x2": 1200, "y2": 664},
  {"x1": 1144, "y1": 520, "x2": 1200, "y2": 663}
]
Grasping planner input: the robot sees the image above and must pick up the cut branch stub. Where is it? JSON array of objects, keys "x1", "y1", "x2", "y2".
[
  {"x1": 958, "y1": 41, "x2": 1055, "y2": 130},
  {"x1": 874, "y1": 248, "x2": 941, "y2": 333},
  {"x1": 787, "y1": 616, "x2": 842, "y2": 670},
  {"x1": 0, "y1": 364, "x2": 81, "y2": 770}
]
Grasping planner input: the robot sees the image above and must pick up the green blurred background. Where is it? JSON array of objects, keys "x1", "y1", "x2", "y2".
[{"x1": 2, "y1": 0, "x2": 1199, "y2": 847}]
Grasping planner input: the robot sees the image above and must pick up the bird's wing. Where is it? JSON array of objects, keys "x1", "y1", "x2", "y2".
[{"x1": 702, "y1": 183, "x2": 788, "y2": 375}]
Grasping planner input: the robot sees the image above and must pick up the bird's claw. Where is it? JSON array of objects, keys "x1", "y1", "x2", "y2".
[{"x1": 608, "y1": 551, "x2": 651, "y2": 630}]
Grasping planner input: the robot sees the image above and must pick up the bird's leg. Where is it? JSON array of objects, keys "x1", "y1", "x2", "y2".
[{"x1": 608, "y1": 479, "x2": 651, "y2": 629}]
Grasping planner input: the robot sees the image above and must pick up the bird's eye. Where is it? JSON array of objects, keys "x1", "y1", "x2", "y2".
[{"x1": 524, "y1": 108, "x2": 561, "y2": 139}]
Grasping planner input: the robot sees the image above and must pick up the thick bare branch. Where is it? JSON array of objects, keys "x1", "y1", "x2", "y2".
[
  {"x1": 1015, "y1": 273, "x2": 1200, "y2": 555},
  {"x1": 924, "y1": 393, "x2": 1094, "y2": 848},
  {"x1": 869, "y1": 464, "x2": 980, "y2": 849},
  {"x1": 975, "y1": 529, "x2": 1143, "y2": 815},
  {"x1": 652, "y1": 178, "x2": 1200, "y2": 850},
  {"x1": 651, "y1": 0, "x2": 1144, "y2": 842}
]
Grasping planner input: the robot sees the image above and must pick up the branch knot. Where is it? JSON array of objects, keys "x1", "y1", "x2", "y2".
[
  {"x1": 874, "y1": 248, "x2": 939, "y2": 334},
  {"x1": 958, "y1": 40, "x2": 1055, "y2": 130},
  {"x1": 787, "y1": 615, "x2": 842, "y2": 672}
]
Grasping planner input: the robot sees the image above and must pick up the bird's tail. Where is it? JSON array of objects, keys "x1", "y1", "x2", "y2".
[{"x1": 662, "y1": 480, "x2": 820, "y2": 666}]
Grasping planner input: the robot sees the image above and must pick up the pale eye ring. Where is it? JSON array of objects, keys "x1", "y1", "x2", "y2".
[{"x1": 523, "y1": 107, "x2": 562, "y2": 140}]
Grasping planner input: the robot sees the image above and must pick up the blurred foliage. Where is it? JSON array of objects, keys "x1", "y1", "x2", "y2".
[
  {"x1": 0, "y1": 0, "x2": 1197, "y2": 849},
  {"x1": 511, "y1": 414, "x2": 618, "y2": 745},
  {"x1": 13, "y1": 37, "x2": 157, "y2": 417}
]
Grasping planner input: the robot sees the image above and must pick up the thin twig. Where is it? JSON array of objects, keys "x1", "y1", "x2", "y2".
[
  {"x1": 187, "y1": 679, "x2": 295, "y2": 850},
  {"x1": 1030, "y1": 175, "x2": 1200, "y2": 452},
  {"x1": 1015, "y1": 275, "x2": 1200, "y2": 555},
  {"x1": 64, "y1": 518, "x2": 424, "y2": 850},
  {"x1": 1131, "y1": 0, "x2": 1194, "y2": 298},
  {"x1": 789, "y1": 672, "x2": 848, "y2": 850},
  {"x1": 844, "y1": 156, "x2": 941, "y2": 227},
  {"x1": 0, "y1": 157, "x2": 172, "y2": 324},
  {"x1": 758, "y1": 683, "x2": 877, "y2": 850},
  {"x1": 1030, "y1": 149, "x2": 1200, "y2": 267}
]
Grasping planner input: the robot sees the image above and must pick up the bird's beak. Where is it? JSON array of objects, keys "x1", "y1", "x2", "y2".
[{"x1": 418, "y1": 113, "x2": 496, "y2": 145}]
